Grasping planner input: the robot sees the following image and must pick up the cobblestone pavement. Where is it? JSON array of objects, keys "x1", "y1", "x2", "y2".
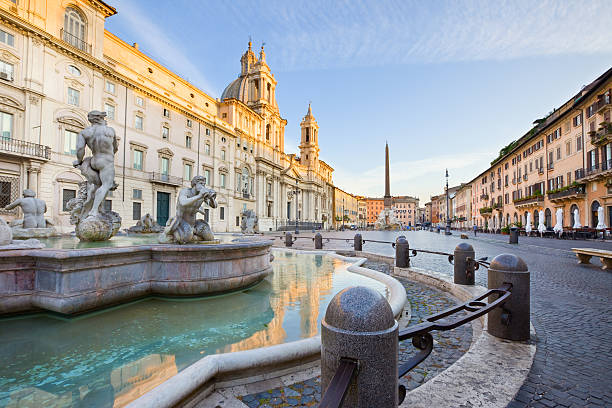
[
  {"x1": 271, "y1": 230, "x2": 612, "y2": 407},
  {"x1": 237, "y1": 261, "x2": 472, "y2": 407}
]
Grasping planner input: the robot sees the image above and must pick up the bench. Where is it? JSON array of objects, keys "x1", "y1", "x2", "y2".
[{"x1": 571, "y1": 248, "x2": 612, "y2": 270}]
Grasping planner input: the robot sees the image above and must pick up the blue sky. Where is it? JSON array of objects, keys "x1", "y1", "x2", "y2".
[{"x1": 105, "y1": 0, "x2": 612, "y2": 203}]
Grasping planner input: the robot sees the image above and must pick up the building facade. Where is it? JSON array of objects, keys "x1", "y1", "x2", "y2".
[
  {"x1": 393, "y1": 195, "x2": 419, "y2": 227},
  {"x1": 465, "y1": 68, "x2": 612, "y2": 231},
  {"x1": 0, "y1": 0, "x2": 335, "y2": 232},
  {"x1": 333, "y1": 187, "x2": 358, "y2": 228}
]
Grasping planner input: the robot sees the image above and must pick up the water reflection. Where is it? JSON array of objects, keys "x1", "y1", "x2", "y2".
[{"x1": 0, "y1": 251, "x2": 386, "y2": 407}]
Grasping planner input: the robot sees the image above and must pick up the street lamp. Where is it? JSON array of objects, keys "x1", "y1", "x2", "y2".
[
  {"x1": 294, "y1": 179, "x2": 300, "y2": 234},
  {"x1": 445, "y1": 168, "x2": 451, "y2": 235},
  {"x1": 342, "y1": 197, "x2": 345, "y2": 231}
]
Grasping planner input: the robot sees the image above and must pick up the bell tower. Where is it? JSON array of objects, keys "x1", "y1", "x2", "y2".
[{"x1": 299, "y1": 103, "x2": 320, "y2": 168}]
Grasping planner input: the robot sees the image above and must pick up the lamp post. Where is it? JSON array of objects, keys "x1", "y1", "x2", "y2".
[
  {"x1": 342, "y1": 197, "x2": 345, "y2": 231},
  {"x1": 445, "y1": 168, "x2": 451, "y2": 235},
  {"x1": 295, "y1": 179, "x2": 300, "y2": 234}
]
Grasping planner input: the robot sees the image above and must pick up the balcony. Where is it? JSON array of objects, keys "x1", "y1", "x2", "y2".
[
  {"x1": 590, "y1": 122, "x2": 612, "y2": 146},
  {"x1": 60, "y1": 29, "x2": 91, "y2": 53},
  {"x1": 548, "y1": 184, "x2": 586, "y2": 202},
  {"x1": 480, "y1": 193, "x2": 489, "y2": 200},
  {"x1": 479, "y1": 207, "x2": 492, "y2": 215},
  {"x1": 492, "y1": 203, "x2": 503, "y2": 211},
  {"x1": 596, "y1": 94, "x2": 611, "y2": 113},
  {"x1": 0, "y1": 138, "x2": 50, "y2": 160},
  {"x1": 150, "y1": 172, "x2": 182, "y2": 186},
  {"x1": 575, "y1": 168, "x2": 586, "y2": 180},
  {"x1": 585, "y1": 159, "x2": 612, "y2": 179},
  {"x1": 513, "y1": 194, "x2": 544, "y2": 208},
  {"x1": 538, "y1": 168, "x2": 544, "y2": 175}
]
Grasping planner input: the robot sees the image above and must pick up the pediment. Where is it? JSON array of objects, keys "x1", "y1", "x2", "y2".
[
  {"x1": 157, "y1": 147, "x2": 174, "y2": 157},
  {"x1": 57, "y1": 115, "x2": 86, "y2": 128},
  {"x1": 0, "y1": 95, "x2": 24, "y2": 110}
]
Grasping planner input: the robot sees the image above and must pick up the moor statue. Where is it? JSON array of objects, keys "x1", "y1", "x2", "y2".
[
  {"x1": 5, "y1": 189, "x2": 46, "y2": 228},
  {"x1": 159, "y1": 175, "x2": 217, "y2": 244}
]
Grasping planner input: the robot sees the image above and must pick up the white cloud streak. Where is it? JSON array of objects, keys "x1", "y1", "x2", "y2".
[
  {"x1": 222, "y1": 0, "x2": 612, "y2": 71},
  {"x1": 113, "y1": 1, "x2": 217, "y2": 95}
]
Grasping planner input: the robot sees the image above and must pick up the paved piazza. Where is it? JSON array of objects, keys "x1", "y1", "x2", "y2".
[{"x1": 269, "y1": 230, "x2": 612, "y2": 408}]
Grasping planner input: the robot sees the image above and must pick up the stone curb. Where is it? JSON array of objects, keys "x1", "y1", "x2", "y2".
[{"x1": 125, "y1": 248, "x2": 408, "y2": 408}]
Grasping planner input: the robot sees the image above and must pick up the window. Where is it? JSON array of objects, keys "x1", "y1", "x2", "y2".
[
  {"x1": 577, "y1": 135, "x2": 582, "y2": 151},
  {"x1": 205, "y1": 143, "x2": 210, "y2": 155},
  {"x1": 221, "y1": 149, "x2": 226, "y2": 161},
  {"x1": 220, "y1": 173, "x2": 226, "y2": 188},
  {"x1": 0, "y1": 111, "x2": 12, "y2": 140},
  {"x1": 133, "y1": 202, "x2": 142, "y2": 220},
  {"x1": 0, "y1": 60, "x2": 13, "y2": 81},
  {"x1": 186, "y1": 119, "x2": 192, "y2": 127},
  {"x1": 104, "y1": 200, "x2": 112, "y2": 212},
  {"x1": 135, "y1": 96, "x2": 144, "y2": 107},
  {"x1": 67, "y1": 87, "x2": 80, "y2": 106},
  {"x1": 64, "y1": 130, "x2": 78, "y2": 155},
  {"x1": 205, "y1": 128, "x2": 210, "y2": 136},
  {"x1": 133, "y1": 189, "x2": 142, "y2": 199},
  {"x1": 162, "y1": 126, "x2": 169, "y2": 139},
  {"x1": 135, "y1": 115, "x2": 143, "y2": 130},
  {"x1": 133, "y1": 150, "x2": 143, "y2": 170},
  {"x1": 184, "y1": 163, "x2": 192, "y2": 180},
  {"x1": 204, "y1": 169, "x2": 211, "y2": 186},
  {"x1": 566, "y1": 141, "x2": 571, "y2": 156},
  {"x1": 63, "y1": 7, "x2": 86, "y2": 51},
  {"x1": 0, "y1": 29, "x2": 14, "y2": 47},
  {"x1": 573, "y1": 114, "x2": 582, "y2": 127},
  {"x1": 67, "y1": 65, "x2": 80, "y2": 76},
  {"x1": 220, "y1": 206, "x2": 225, "y2": 220},
  {"x1": 185, "y1": 135, "x2": 192, "y2": 148},
  {"x1": 556, "y1": 147, "x2": 561, "y2": 160},
  {"x1": 161, "y1": 157, "x2": 169, "y2": 175},
  {"x1": 236, "y1": 216, "x2": 240, "y2": 227},
  {"x1": 267, "y1": 182, "x2": 272, "y2": 196},
  {"x1": 163, "y1": 108, "x2": 170, "y2": 118},
  {"x1": 104, "y1": 103, "x2": 115, "y2": 120},
  {"x1": 62, "y1": 189, "x2": 76, "y2": 211},
  {"x1": 105, "y1": 81, "x2": 115, "y2": 94},
  {"x1": 0, "y1": 181, "x2": 11, "y2": 208}
]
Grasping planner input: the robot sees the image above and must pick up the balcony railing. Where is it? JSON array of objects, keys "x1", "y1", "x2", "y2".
[
  {"x1": 596, "y1": 94, "x2": 611, "y2": 113},
  {"x1": 586, "y1": 159, "x2": 612, "y2": 177},
  {"x1": 479, "y1": 193, "x2": 489, "y2": 200},
  {"x1": 513, "y1": 195, "x2": 544, "y2": 206},
  {"x1": 0, "y1": 138, "x2": 50, "y2": 159},
  {"x1": 242, "y1": 191, "x2": 251, "y2": 199},
  {"x1": 150, "y1": 172, "x2": 182, "y2": 186},
  {"x1": 590, "y1": 123, "x2": 612, "y2": 146},
  {"x1": 575, "y1": 168, "x2": 585, "y2": 180},
  {"x1": 479, "y1": 207, "x2": 492, "y2": 215},
  {"x1": 60, "y1": 29, "x2": 91, "y2": 53},
  {"x1": 548, "y1": 184, "x2": 586, "y2": 201}
]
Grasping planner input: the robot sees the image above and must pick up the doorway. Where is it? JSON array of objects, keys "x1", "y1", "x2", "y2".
[{"x1": 157, "y1": 192, "x2": 170, "y2": 227}]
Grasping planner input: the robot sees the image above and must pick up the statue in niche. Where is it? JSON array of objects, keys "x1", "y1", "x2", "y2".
[
  {"x1": 4, "y1": 189, "x2": 57, "y2": 238},
  {"x1": 68, "y1": 110, "x2": 122, "y2": 241},
  {"x1": 127, "y1": 213, "x2": 164, "y2": 233},
  {"x1": 159, "y1": 175, "x2": 217, "y2": 244}
]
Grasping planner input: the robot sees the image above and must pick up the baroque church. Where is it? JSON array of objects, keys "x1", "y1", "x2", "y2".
[{"x1": 0, "y1": 0, "x2": 334, "y2": 232}]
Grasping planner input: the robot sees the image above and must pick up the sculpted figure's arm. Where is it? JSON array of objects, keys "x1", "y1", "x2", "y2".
[
  {"x1": 178, "y1": 188, "x2": 206, "y2": 208},
  {"x1": 111, "y1": 127, "x2": 118, "y2": 154},
  {"x1": 73, "y1": 130, "x2": 87, "y2": 167},
  {"x1": 4, "y1": 198, "x2": 21, "y2": 210}
]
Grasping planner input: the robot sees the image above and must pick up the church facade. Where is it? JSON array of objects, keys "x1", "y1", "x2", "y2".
[{"x1": 0, "y1": 0, "x2": 334, "y2": 232}]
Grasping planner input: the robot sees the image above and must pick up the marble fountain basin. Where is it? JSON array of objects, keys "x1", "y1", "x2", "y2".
[{"x1": 0, "y1": 235, "x2": 273, "y2": 316}]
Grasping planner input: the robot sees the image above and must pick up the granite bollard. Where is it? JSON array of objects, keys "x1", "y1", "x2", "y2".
[
  {"x1": 354, "y1": 233, "x2": 363, "y2": 251},
  {"x1": 285, "y1": 232, "x2": 293, "y2": 247},
  {"x1": 454, "y1": 242, "x2": 475, "y2": 285},
  {"x1": 321, "y1": 286, "x2": 398, "y2": 407},
  {"x1": 487, "y1": 254, "x2": 530, "y2": 341},
  {"x1": 314, "y1": 233, "x2": 323, "y2": 249},
  {"x1": 395, "y1": 235, "x2": 409, "y2": 268}
]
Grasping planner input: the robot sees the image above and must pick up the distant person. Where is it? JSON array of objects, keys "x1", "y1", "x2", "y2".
[{"x1": 473, "y1": 224, "x2": 477, "y2": 236}]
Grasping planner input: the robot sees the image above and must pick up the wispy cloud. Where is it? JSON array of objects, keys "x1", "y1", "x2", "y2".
[
  {"x1": 334, "y1": 150, "x2": 492, "y2": 201},
  {"x1": 222, "y1": 0, "x2": 612, "y2": 71},
  {"x1": 112, "y1": 1, "x2": 217, "y2": 95}
]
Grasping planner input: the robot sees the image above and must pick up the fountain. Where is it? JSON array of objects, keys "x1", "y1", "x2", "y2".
[{"x1": 0, "y1": 111, "x2": 273, "y2": 317}]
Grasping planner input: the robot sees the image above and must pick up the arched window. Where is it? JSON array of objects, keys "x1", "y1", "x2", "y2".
[
  {"x1": 266, "y1": 124, "x2": 270, "y2": 141},
  {"x1": 533, "y1": 210, "x2": 539, "y2": 227},
  {"x1": 305, "y1": 127, "x2": 310, "y2": 143},
  {"x1": 513, "y1": 212, "x2": 518, "y2": 224},
  {"x1": 544, "y1": 208, "x2": 552, "y2": 228},
  {"x1": 570, "y1": 204, "x2": 578, "y2": 227},
  {"x1": 591, "y1": 201, "x2": 600, "y2": 227},
  {"x1": 64, "y1": 7, "x2": 87, "y2": 51}
]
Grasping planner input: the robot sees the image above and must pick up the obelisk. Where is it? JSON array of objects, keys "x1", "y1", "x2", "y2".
[{"x1": 384, "y1": 142, "x2": 392, "y2": 209}]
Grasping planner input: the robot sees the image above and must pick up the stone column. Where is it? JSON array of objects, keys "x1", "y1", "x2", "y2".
[{"x1": 27, "y1": 164, "x2": 40, "y2": 196}]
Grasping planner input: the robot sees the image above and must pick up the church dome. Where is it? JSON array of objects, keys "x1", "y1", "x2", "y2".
[{"x1": 221, "y1": 77, "x2": 244, "y2": 100}]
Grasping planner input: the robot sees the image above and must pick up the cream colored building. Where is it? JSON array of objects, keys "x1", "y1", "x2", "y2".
[
  {"x1": 0, "y1": 0, "x2": 335, "y2": 232},
  {"x1": 393, "y1": 195, "x2": 419, "y2": 227},
  {"x1": 453, "y1": 184, "x2": 471, "y2": 229},
  {"x1": 333, "y1": 187, "x2": 358, "y2": 228}
]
